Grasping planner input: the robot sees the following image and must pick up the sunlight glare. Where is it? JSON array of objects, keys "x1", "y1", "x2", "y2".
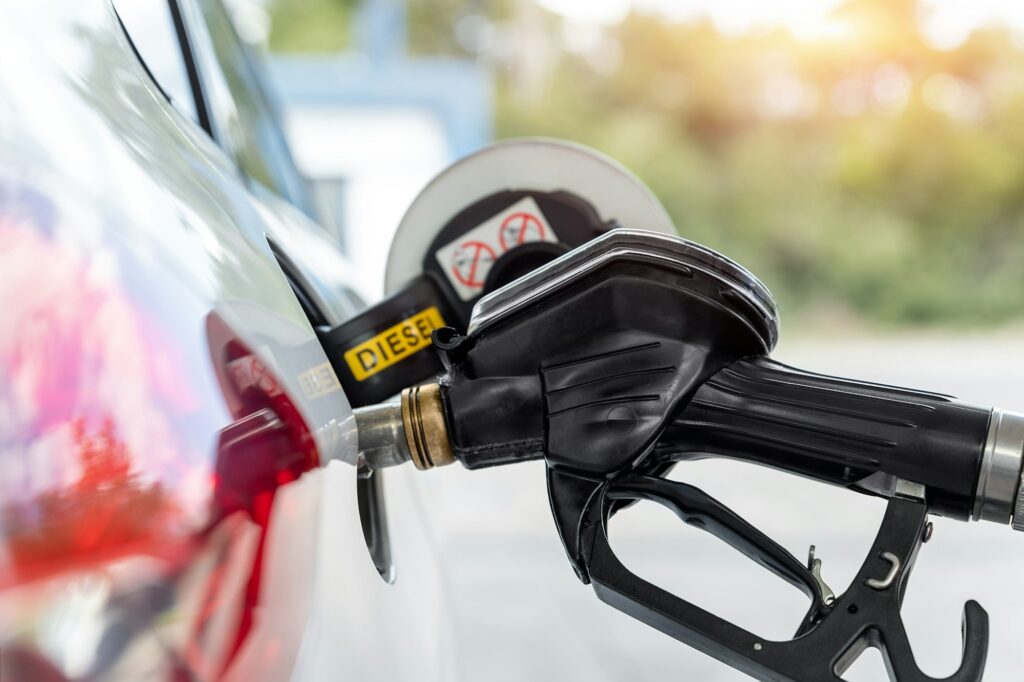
[
  {"x1": 535, "y1": 0, "x2": 631, "y2": 25},
  {"x1": 538, "y1": 0, "x2": 1024, "y2": 50}
]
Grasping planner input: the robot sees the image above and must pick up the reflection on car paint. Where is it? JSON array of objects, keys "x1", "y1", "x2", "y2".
[{"x1": 0, "y1": 177, "x2": 321, "y2": 678}]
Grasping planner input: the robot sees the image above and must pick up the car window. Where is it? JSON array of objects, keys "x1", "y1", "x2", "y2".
[
  {"x1": 113, "y1": 0, "x2": 200, "y2": 124},
  {"x1": 195, "y1": 0, "x2": 312, "y2": 214}
]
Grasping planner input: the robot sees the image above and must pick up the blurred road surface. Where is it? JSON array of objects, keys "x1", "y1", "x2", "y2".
[{"x1": 413, "y1": 332, "x2": 1024, "y2": 681}]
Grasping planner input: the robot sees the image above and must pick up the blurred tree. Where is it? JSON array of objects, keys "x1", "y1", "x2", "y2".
[
  {"x1": 406, "y1": 0, "x2": 472, "y2": 54},
  {"x1": 263, "y1": 0, "x2": 1024, "y2": 327},
  {"x1": 267, "y1": 0, "x2": 356, "y2": 52}
]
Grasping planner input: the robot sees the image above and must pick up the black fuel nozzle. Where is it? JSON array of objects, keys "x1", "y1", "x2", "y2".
[
  {"x1": 424, "y1": 229, "x2": 1021, "y2": 682},
  {"x1": 436, "y1": 229, "x2": 1006, "y2": 521}
]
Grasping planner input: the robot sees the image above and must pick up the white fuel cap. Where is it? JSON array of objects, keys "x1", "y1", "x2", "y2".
[{"x1": 384, "y1": 137, "x2": 675, "y2": 295}]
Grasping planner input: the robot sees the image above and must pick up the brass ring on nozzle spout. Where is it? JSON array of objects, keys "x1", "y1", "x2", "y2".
[
  {"x1": 353, "y1": 383, "x2": 453, "y2": 470},
  {"x1": 401, "y1": 383, "x2": 455, "y2": 470}
]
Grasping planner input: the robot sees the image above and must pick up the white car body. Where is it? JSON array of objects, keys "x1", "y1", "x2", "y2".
[{"x1": 0, "y1": 1, "x2": 454, "y2": 679}]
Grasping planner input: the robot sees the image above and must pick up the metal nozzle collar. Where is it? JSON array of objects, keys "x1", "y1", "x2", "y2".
[
  {"x1": 973, "y1": 408, "x2": 1024, "y2": 527},
  {"x1": 401, "y1": 383, "x2": 455, "y2": 470},
  {"x1": 352, "y1": 383, "x2": 454, "y2": 471}
]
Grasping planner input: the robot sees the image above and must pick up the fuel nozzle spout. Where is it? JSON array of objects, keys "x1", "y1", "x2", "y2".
[{"x1": 353, "y1": 384, "x2": 453, "y2": 471}]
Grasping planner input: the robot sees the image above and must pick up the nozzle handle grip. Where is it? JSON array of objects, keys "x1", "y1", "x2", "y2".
[{"x1": 661, "y1": 357, "x2": 992, "y2": 519}]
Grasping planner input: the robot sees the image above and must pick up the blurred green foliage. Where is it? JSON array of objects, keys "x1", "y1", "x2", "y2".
[
  {"x1": 266, "y1": 0, "x2": 1024, "y2": 326},
  {"x1": 267, "y1": 0, "x2": 356, "y2": 52}
]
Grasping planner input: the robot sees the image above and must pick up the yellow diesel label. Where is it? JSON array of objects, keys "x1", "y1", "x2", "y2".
[{"x1": 343, "y1": 306, "x2": 446, "y2": 381}]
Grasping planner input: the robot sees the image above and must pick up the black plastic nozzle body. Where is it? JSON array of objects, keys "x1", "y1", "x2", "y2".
[
  {"x1": 434, "y1": 234, "x2": 993, "y2": 681},
  {"x1": 446, "y1": 351, "x2": 989, "y2": 520},
  {"x1": 661, "y1": 356, "x2": 990, "y2": 519},
  {"x1": 440, "y1": 257, "x2": 990, "y2": 520}
]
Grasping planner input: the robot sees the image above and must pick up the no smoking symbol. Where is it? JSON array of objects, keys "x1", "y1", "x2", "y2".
[
  {"x1": 450, "y1": 240, "x2": 496, "y2": 289},
  {"x1": 499, "y1": 212, "x2": 546, "y2": 251}
]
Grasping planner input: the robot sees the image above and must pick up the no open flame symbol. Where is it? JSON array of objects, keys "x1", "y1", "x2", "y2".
[
  {"x1": 499, "y1": 212, "x2": 546, "y2": 251},
  {"x1": 450, "y1": 240, "x2": 496, "y2": 288}
]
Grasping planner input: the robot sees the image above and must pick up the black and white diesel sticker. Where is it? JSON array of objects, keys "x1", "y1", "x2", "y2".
[{"x1": 434, "y1": 196, "x2": 557, "y2": 301}]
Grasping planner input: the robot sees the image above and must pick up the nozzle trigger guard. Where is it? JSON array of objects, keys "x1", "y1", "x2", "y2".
[{"x1": 548, "y1": 468, "x2": 989, "y2": 682}]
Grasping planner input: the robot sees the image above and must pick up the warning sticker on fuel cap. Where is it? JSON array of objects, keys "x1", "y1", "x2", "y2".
[{"x1": 435, "y1": 196, "x2": 556, "y2": 301}]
